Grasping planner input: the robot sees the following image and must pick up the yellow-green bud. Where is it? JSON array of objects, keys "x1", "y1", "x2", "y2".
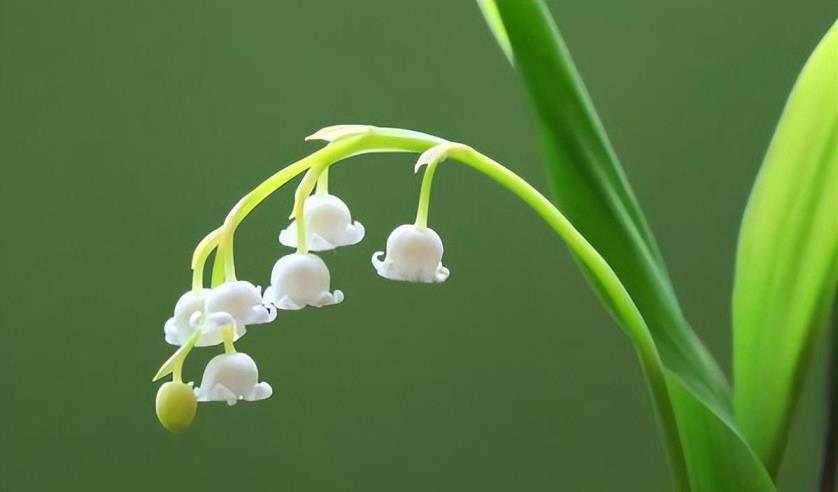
[{"x1": 156, "y1": 381, "x2": 197, "y2": 433}]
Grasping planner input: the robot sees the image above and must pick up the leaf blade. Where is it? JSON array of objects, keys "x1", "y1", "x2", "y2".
[
  {"x1": 482, "y1": 0, "x2": 731, "y2": 411},
  {"x1": 480, "y1": 2, "x2": 777, "y2": 489},
  {"x1": 733, "y1": 21, "x2": 838, "y2": 473},
  {"x1": 667, "y1": 372, "x2": 777, "y2": 492}
]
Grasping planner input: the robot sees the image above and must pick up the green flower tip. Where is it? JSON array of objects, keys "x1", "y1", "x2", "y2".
[{"x1": 156, "y1": 381, "x2": 197, "y2": 433}]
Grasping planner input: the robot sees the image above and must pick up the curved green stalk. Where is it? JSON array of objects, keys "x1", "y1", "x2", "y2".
[
  {"x1": 411, "y1": 143, "x2": 688, "y2": 491},
  {"x1": 316, "y1": 166, "x2": 329, "y2": 195},
  {"x1": 214, "y1": 130, "x2": 442, "y2": 280},
  {"x1": 213, "y1": 152, "x2": 316, "y2": 282},
  {"x1": 191, "y1": 227, "x2": 223, "y2": 291},
  {"x1": 293, "y1": 167, "x2": 320, "y2": 255},
  {"x1": 153, "y1": 329, "x2": 200, "y2": 382},
  {"x1": 206, "y1": 126, "x2": 686, "y2": 490},
  {"x1": 414, "y1": 161, "x2": 439, "y2": 228}
]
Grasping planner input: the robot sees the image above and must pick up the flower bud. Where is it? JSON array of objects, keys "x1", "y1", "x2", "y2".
[{"x1": 156, "y1": 381, "x2": 197, "y2": 433}]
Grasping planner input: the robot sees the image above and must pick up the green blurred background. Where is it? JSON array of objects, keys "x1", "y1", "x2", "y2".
[{"x1": 0, "y1": 1, "x2": 834, "y2": 490}]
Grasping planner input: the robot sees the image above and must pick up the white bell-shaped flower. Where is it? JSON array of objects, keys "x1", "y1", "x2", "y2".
[
  {"x1": 164, "y1": 290, "x2": 235, "y2": 347},
  {"x1": 163, "y1": 281, "x2": 275, "y2": 347},
  {"x1": 193, "y1": 352, "x2": 272, "y2": 406},
  {"x1": 372, "y1": 224, "x2": 450, "y2": 283},
  {"x1": 263, "y1": 253, "x2": 344, "y2": 310},
  {"x1": 278, "y1": 193, "x2": 365, "y2": 251},
  {"x1": 205, "y1": 281, "x2": 276, "y2": 326}
]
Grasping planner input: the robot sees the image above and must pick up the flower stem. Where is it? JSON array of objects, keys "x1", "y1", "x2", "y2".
[
  {"x1": 207, "y1": 127, "x2": 686, "y2": 489},
  {"x1": 222, "y1": 325, "x2": 236, "y2": 355},
  {"x1": 414, "y1": 161, "x2": 439, "y2": 229},
  {"x1": 214, "y1": 131, "x2": 439, "y2": 279},
  {"x1": 153, "y1": 329, "x2": 200, "y2": 382},
  {"x1": 293, "y1": 167, "x2": 320, "y2": 255},
  {"x1": 441, "y1": 144, "x2": 689, "y2": 492},
  {"x1": 316, "y1": 167, "x2": 329, "y2": 196},
  {"x1": 191, "y1": 227, "x2": 223, "y2": 291}
]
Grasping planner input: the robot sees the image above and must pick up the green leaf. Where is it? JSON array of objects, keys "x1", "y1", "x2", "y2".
[
  {"x1": 479, "y1": 0, "x2": 730, "y2": 412},
  {"x1": 733, "y1": 21, "x2": 838, "y2": 474},
  {"x1": 479, "y1": 1, "x2": 777, "y2": 489},
  {"x1": 667, "y1": 372, "x2": 777, "y2": 492}
]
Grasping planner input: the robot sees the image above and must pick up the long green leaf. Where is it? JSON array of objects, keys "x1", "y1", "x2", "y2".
[
  {"x1": 733, "y1": 21, "x2": 838, "y2": 474},
  {"x1": 667, "y1": 372, "x2": 777, "y2": 492},
  {"x1": 479, "y1": 1, "x2": 776, "y2": 490},
  {"x1": 479, "y1": 0, "x2": 730, "y2": 412}
]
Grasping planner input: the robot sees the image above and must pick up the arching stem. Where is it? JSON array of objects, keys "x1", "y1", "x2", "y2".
[{"x1": 198, "y1": 127, "x2": 686, "y2": 490}]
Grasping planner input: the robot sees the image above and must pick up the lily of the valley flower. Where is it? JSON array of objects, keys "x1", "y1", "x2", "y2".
[
  {"x1": 263, "y1": 253, "x2": 344, "y2": 309},
  {"x1": 194, "y1": 352, "x2": 272, "y2": 406},
  {"x1": 206, "y1": 281, "x2": 276, "y2": 326},
  {"x1": 372, "y1": 224, "x2": 450, "y2": 283},
  {"x1": 164, "y1": 280, "x2": 275, "y2": 347},
  {"x1": 279, "y1": 193, "x2": 365, "y2": 251}
]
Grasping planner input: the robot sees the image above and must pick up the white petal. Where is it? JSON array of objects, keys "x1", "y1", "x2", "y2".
[
  {"x1": 343, "y1": 221, "x2": 365, "y2": 246},
  {"x1": 249, "y1": 304, "x2": 277, "y2": 325},
  {"x1": 195, "y1": 382, "x2": 238, "y2": 405},
  {"x1": 247, "y1": 382, "x2": 273, "y2": 402},
  {"x1": 164, "y1": 317, "x2": 183, "y2": 346},
  {"x1": 308, "y1": 233, "x2": 338, "y2": 252},
  {"x1": 170, "y1": 289, "x2": 207, "y2": 332},
  {"x1": 262, "y1": 285, "x2": 278, "y2": 305},
  {"x1": 274, "y1": 295, "x2": 306, "y2": 311},
  {"x1": 197, "y1": 311, "x2": 241, "y2": 347},
  {"x1": 371, "y1": 252, "x2": 398, "y2": 281},
  {"x1": 314, "y1": 290, "x2": 343, "y2": 307},
  {"x1": 278, "y1": 222, "x2": 298, "y2": 249},
  {"x1": 371, "y1": 251, "x2": 386, "y2": 270},
  {"x1": 435, "y1": 265, "x2": 451, "y2": 283}
]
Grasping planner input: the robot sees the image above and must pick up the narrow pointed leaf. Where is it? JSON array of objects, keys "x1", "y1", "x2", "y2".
[
  {"x1": 480, "y1": 0, "x2": 730, "y2": 411},
  {"x1": 733, "y1": 21, "x2": 838, "y2": 473},
  {"x1": 479, "y1": 1, "x2": 777, "y2": 489},
  {"x1": 667, "y1": 372, "x2": 777, "y2": 492}
]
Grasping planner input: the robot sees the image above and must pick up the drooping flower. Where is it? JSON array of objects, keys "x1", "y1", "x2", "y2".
[
  {"x1": 279, "y1": 194, "x2": 364, "y2": 251},
  {"x1": 372, "y1": 224, "x2": 450, "y2": 283},
  {"x1": 205, "y1": 281, "x2": 276, "y2": 326},
  {"x1": 193, "y1": 352, "x2": 272, "y2": 406},
  {"x1": 278, "y1": 193, "x2": 365, "y2": 251},
  {"x1": 263, "y1": 253, "x2": 344, "y2": 310},
  {"x1": 163, "y1": 281, "x2": 275, "y2": 347}
]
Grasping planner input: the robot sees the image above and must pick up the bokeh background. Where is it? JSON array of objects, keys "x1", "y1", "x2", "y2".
[{"x1": 1, "y1": 1, "x2": 834, "y2": 490}]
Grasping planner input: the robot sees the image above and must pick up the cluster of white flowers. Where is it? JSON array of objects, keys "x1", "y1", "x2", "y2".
[{"x1": 156, "y1": 179, "x2": 451, "y2": 430}]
